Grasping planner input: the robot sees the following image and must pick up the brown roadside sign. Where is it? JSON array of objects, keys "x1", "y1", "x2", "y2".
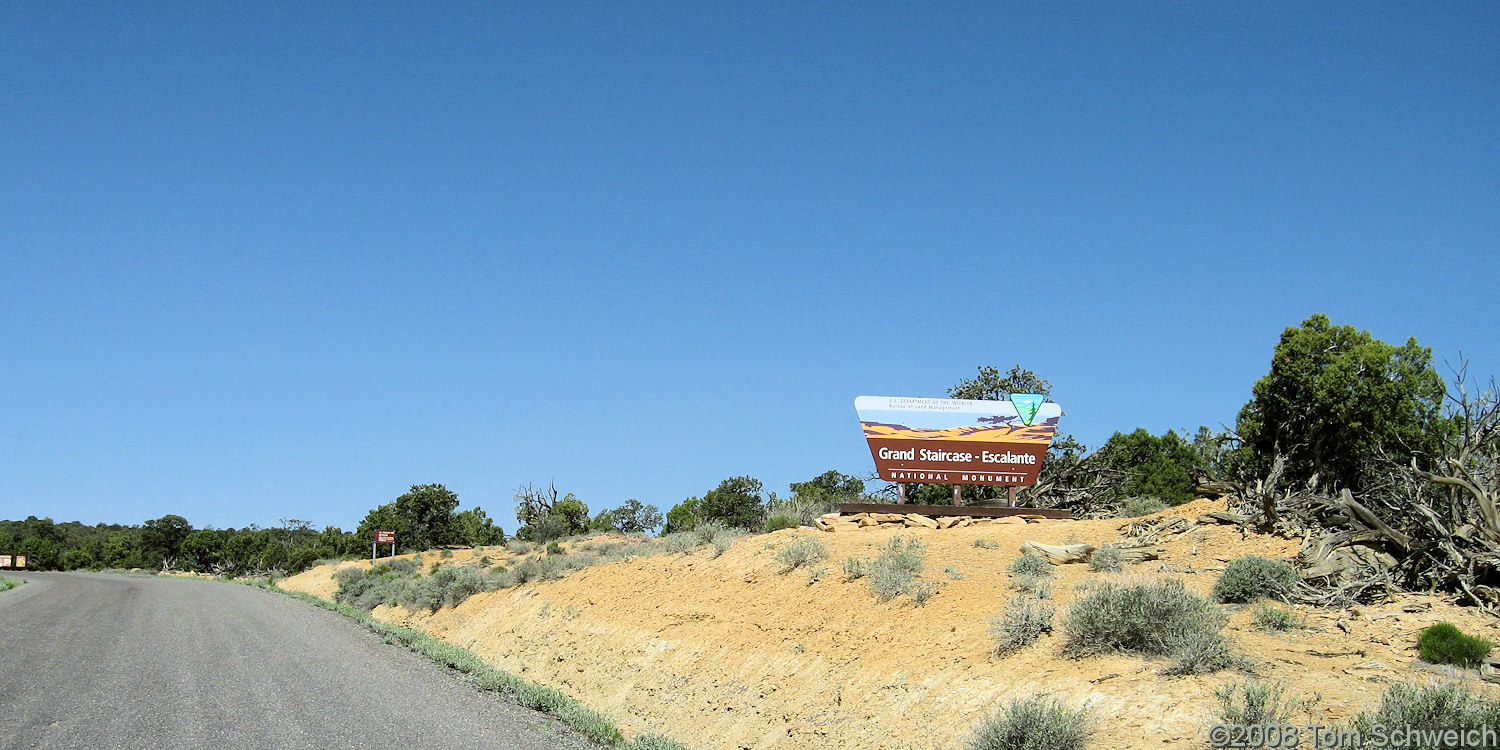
[
  {"x1": 374, "y1": 530, "x2": 396, "y2": 544},
  {"x1": 855, "y1": 395, "x2": 1063, "y2": 486}
]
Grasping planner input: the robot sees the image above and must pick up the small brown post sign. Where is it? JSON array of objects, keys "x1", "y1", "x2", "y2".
[
  {"x1": 372, "y1": 530, "x2": 396, "y2": 563},
  {"x1": 855, "y1": 395, "x2": 1062, "y2": 486}
]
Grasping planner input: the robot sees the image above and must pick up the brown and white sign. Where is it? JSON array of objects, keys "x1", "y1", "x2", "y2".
[
  {"x1": 373, "y1": 530, "x2": 396, "y2": 544},
  {"x1": 855, "y1": 396, "x2": 1063, "y2": 486}
]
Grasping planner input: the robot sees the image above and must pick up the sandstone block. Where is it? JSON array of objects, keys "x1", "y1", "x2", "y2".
[{"x1": 903, "y1": 514, "x2": 939, "y2": 529}]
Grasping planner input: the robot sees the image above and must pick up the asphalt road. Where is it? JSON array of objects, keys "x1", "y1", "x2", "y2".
[{"x1": 0, "y1": 572, "x2": 603, "y2": 750}]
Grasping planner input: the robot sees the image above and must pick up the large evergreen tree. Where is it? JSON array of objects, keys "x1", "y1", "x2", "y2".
[{"x1": 1235, "y1": 314, "x2": 1451, "y2": 492}]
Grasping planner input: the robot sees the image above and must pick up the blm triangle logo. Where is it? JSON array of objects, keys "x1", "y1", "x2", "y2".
[{"x1": 1011, "y1": 393, "x2": 1045, "y2": 426}]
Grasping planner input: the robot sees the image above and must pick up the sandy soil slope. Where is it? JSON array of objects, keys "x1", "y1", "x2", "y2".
[{"x1": 280, "y1": 500, "x2": 1500, "y2": 750}]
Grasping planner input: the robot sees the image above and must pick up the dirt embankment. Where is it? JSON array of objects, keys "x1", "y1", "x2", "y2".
[{"x1": 280, "y1": 500, "x2": 1500, "y2": 750}]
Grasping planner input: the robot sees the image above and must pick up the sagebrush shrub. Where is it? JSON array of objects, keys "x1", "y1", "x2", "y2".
[
  {"x1": 1063, "y1": 577, "x2": 1224, "y2": 658},
  {"x1": 774, "y1": 535, "x2": 829, "y2": 572},
  {"x1": 1215, "y1": 680, "x2": 1303, "y2": 727},
  {"x1": 1008, "y1": 552, "x2": 1053, "y2": 578},
  {"x1": 708, "y1": 526, "x2": 743, "y2": 558},
  {"x1": 991, "y1": 597, "x2": 1055, "y2": 656},
  {"x1": 909, "y1": 581, "x2": 938, "y2": 606},
  {"x1": 843, "y1": 556, "x2": 868, "y2": 580},
  {"x1": 1010, "y1": 574, "x2": 1052, "y2": 599},
  {"x1": 1252, "y1": 603, "x2": 1305, "y2": 631},
  {"x1": 966, "y1": 694, "x2": 1093, "y2": 750},
  {"x1": 1418, "y1": 623, "x2": 1494, "y2": 668},
  {"x1": 662, "y1": 532, "x2": 698, "y2": 555},
  {"x1": 868, "y1": 536, "x2": 925, "y2": 601},
  {"x1": 1354, "y1": 681, "x2": 1500, "y2": 741},
  {"x1": 1117, "y1": 497, "x2": 1167, "y2": 518},
  {"x1": 765, "y1": 513, "x2": 801, "y2": 533},
  {"x1": 1088, "y1": 546, "x2": 1125, "y2": 573},
  {"x1": 1161, "y1": 629, "x2": 1246, "y2": 676},
  {"x1": 694, "y1": 520, "x2": 730, "y2": 545},
  {"x1": 973, "y1": 539, "x2": 998, "y2": 549},
  {"x1": 628, "y1": 735, "x2": 693, "y2": 750},
  {"x1": 1212, "y1": 556, "x2": 1299, "y2": 603}
]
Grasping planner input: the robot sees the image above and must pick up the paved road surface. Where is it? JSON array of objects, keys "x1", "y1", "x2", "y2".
[{"x1": 0, "y1": 572, "x2": 603, "y2": 750}]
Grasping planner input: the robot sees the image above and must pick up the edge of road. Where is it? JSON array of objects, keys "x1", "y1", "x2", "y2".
[{"x1": 237, "y1": 577, "x2": 694, "y2": 750}]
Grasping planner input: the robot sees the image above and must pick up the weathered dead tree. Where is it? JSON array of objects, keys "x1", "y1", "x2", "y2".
[
  {"x1": 1258, "y1": 364, "x2": 1500, "y2": 611},
  {"x1": 1020, "y1": 540, "x2": 1164, "y2": 565}
]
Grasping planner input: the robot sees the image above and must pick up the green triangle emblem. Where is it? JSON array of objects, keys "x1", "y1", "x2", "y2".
[{"x1": 1011, "y1": 394, "x2": 1044, "y2": 426}]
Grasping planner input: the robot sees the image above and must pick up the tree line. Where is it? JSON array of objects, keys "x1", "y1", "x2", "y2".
[{"x1": 6, "y1": 313, "x2": 1490, "y2": 604}]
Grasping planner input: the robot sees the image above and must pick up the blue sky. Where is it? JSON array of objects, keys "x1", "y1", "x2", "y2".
[{"x1": 2, "y1": 2, "x2": 1496, "y2": 531}]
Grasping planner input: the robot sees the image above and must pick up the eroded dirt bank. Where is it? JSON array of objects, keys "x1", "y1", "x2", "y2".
[{"x1": 280, "y1": 500, "x2": 1500, "y2": 750}]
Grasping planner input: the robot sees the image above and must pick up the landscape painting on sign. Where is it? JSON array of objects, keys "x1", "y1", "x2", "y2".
[{"x1": 854, "y1": 396, "x2": 1062, "y2": 444}]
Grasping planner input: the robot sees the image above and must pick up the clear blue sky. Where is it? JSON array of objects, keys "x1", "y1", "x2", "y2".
[{"x1": 3, "y1": 3, "x2": 1496, "y2": 531}]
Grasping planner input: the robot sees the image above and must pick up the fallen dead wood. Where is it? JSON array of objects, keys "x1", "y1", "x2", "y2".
[
  {"x1": 1020, "y1": 541, "x2": 1164, "y2": 565},
  {"x1": 1021, "y1": 541, "x2": 1094, "y2": 564}
]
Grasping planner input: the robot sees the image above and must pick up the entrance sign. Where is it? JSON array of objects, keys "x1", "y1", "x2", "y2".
[
  {"x1": 855, "y1": 395, "x2": 1063, "y2": 485},
  {"x1": 372, "y1": 530, "x2": 396, "y2": 563}
]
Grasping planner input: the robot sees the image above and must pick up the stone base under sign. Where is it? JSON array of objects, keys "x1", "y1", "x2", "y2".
[{"x1": 812, "y1": 511, "x2": 1060, "y2": 533}]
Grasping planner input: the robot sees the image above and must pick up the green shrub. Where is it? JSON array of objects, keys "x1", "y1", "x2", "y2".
[
  {"x1": 965, "y1": 694, "x2": 1093, "y2": 750},
  {"x1": 506, "y1": 540, "x2": 533, "y2": 555},
  {"x1": 545, "y1": 541, "x2": 565, "y2": 556},
  {"x1": 1252, "y1": 604, "x2": 1306, "y2": 632},
  {"x1": 1009, "y1": 552, "x2": 1053, "y2": 578},
  {"x1": 388, "y1": 558, "x2": 417, "y2": 575},
  {"x1": 804, "y1": 566, "x2": 827, "y2": 584},
  {"x1": 843, "y1": 556, "x2": 868, "y2": 580},
  {"x1": 765, "y1": 513, "x2": 802, "y2": 533},
  {"x1": 439, "y1": 548, "x2": 453, "y2": 558},
  {"x1": 973, "y1": 539, "x2": 998, "y2": 549},
  {"x1": 1062, "y1": 577, "x2": 1225, "y2": 659},
  {"x1": 774, "y1": 535, "x2": 830, "y2": 572},
  {"x1": 1417, "y1": 623, "x2": 1494, "y2": 668},
  {"x1": 1353, "y1": 681, "x2": 1500, "y2": 745},
  {"x1": 944, "y1": 565, "x2": 965, "y2": 580},
  {"x1": 1117, "y1": 498, "x2": 1168, "y2": 518},
  {"x1": 991, "y1": 597, "x2": 1055, "y2": 656},
  {"x1": 1087, "y1": 547, "x2": 1125, "y2": 573},
  {"x1": 1212, "y1": 556, "x2": 1300, "y2": 603}
]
